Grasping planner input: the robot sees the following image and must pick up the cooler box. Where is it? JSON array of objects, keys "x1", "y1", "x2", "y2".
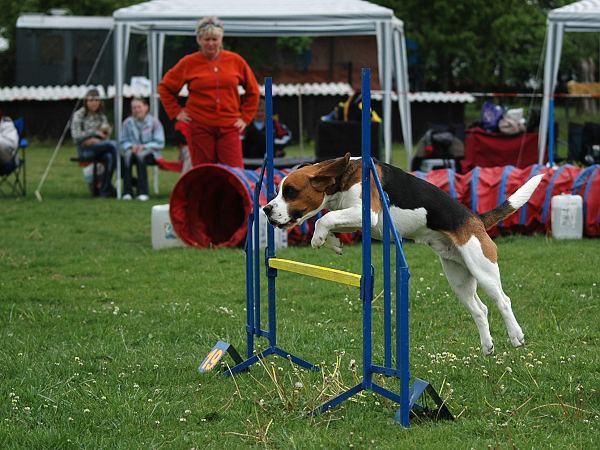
[
  {"x1": 151, "y1": 204, "x2": 187, "y2": 249},
  {"x1": 551, "y1": 194, "x2": 583, "y2": 240}
]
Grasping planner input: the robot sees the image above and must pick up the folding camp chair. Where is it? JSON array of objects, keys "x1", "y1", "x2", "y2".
[{"x1": 0, "y1": 117, "x2": 27, "y2": 198}]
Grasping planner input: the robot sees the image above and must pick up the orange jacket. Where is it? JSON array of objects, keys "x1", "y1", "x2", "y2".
[{"x1": 158, "y1": 50, "x2": 260, "y2": 127}]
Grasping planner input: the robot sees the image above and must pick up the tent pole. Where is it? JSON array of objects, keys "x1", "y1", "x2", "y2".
[
  {"x1": 383, "y1": 22, "x2": 393, "y2": 165},
  {"x1": 548, "y1": 98, "x2": 555, "y2": 166},
  {"x1": 393, "y1": 26, "x2": 412, "y2": 169},
  {"x1": 148, "y1": 31, "x2": 160, "y2": 117},
  {"x1": 114, "y1": 22, "x2": 125, "y2": 199},
  {"x1": 298, "y1": 86, "x2": 304, "y2": 156}
]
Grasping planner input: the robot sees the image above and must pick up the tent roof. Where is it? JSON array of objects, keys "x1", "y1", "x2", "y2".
[
  {"x1": 113, "y1": 0, "x2": 403, "y2": 36},
  {"x1": 548, "y1": 0, "x2": 600, "y2": 31},
  {"x1": 16, "y1": 14, "x2": 113, "y2": 30}
]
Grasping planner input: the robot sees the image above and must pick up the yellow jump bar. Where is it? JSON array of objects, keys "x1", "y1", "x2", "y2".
[{"x1": 268, "y1": 258, "x2": 361, "y2": 287}]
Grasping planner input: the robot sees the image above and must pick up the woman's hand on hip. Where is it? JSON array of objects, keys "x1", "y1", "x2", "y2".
[
  {"x1": 176, "y1": 110, "x2": 191, "y2": 123},
  {"x1": 233, "y1": 118, "x2": 247, "y2": 132}
]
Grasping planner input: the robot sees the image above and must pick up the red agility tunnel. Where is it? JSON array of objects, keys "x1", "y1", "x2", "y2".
[
  {"x1": 168, "y1": 163, "x2": 358, "y2": 248},
  {"x1": 170, "y1": 162, "x2": 600, "y2": 248},
  {"x1": 169, "y1": 164, "x2": 285, "y2": 248},
  {"x1": 418, "y1": 164, "x2": 600, "y2": 237}
]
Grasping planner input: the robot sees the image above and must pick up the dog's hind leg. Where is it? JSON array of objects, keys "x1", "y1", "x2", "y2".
[
  {"x1": 457, "y1": 235, "x2": 525, "y2": 349},
  {"x1": 440, "y1": 257, "x2": 495, "y2": 355}
]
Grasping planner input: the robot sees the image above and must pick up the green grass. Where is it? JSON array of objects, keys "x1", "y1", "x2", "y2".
[{"x1": 1, "y1": 145, "x2": 599, "y2": 449}]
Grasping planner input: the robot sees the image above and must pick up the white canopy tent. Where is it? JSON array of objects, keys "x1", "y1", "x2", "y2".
[
  {"x1": 539, "y1": 0, "x2": 600, "y2": 164},
  {"x1": 112, "y1": 0, "x2": 413, "y2": 171}
]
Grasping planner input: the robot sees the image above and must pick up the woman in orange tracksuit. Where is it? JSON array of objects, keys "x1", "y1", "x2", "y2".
[{"x1": 158, "y1": 16, "x2": 260, "y2": 168}]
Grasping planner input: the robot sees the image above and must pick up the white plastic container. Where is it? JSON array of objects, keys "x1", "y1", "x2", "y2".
[
  {"x1": 551, "y1": 194, "x2": 583, "y2": 240},
  {"x1": 251, "y1": 208, "x2": 288, "y2": 250},
  {"x1": 151, "y1": 204, "x2": 186, "y2": 249}
]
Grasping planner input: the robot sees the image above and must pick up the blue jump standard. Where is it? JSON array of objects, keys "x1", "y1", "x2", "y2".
[
  {"x1": 224, "y1": 71, "x2": 452, "y2": 427},
  {"x1": 225, "y1": 76, "x2": 318, "y2": 376}
]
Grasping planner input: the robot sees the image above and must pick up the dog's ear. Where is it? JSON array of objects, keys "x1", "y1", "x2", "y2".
[{"x1": 309, "y1": 153, "x2": 351, "y2": 193}]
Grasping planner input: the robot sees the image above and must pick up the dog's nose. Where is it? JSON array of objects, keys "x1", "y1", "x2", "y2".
[{"x1": 263, "y1": 204, "x2": 273, "y2": 216}]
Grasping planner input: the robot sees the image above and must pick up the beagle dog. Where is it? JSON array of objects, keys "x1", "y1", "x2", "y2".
[{"x1": 263, "y1": 153, "x2": 544, "y2": 355}]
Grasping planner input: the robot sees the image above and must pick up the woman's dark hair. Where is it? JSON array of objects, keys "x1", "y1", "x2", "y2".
[{"x1": 83, "y1": 88, "x2": 104, "y2": 115}]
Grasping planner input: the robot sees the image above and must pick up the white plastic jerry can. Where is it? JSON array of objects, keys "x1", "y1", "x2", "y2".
[
  {"x1": 253, "y1": 208, "x2": 288, "y2": 250},
  {"x1": 551, "y1": 194, "x2": 583, "y2": 240},
  {"x1": 151, "y1": 204, "x2": 187, "y2": 249}
]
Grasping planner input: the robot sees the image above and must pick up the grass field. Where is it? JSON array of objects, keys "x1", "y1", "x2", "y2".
[{"x1": 1, "y1": 145, "x2": 599, "y2": 449}]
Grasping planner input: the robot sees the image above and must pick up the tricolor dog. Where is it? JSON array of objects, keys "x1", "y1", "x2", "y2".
[{"x1": 263, "y1": 153, "x2": 544, "y2": 355}]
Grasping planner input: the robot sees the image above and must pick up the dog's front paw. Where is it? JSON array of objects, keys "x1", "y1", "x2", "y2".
[
  {"x1": 325, "y1": 233, "x2": 343, "y2": 255},
  {"x1": 311, "y1": 230, "x2": 327, "y2": 249}
]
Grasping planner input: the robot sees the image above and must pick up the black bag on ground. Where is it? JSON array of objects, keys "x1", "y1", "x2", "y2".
[
  {"x1": 582, "y1": 122, "x2": 600, "y2": 164},
  {"x1": 568, "y1": 122, "x2": 584, "y2": 163}
]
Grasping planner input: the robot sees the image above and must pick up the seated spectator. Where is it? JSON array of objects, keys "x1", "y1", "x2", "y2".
[
  {"x1": 70, "y1": 88, "x2": 118, "y2": 197},
  {"x1": 0, "y1": 107, "x2": 19, "y2": 168},
  {"x1": 242, "y1": 98, "x2": 292, "y2": 159},
  {"x1": 119, "y1": 97, "x2": 165, "y2": 201}
]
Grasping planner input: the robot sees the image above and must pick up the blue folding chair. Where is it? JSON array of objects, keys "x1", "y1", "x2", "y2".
[{"x1": 0, "y1": 117, "x2": 27, "y2": 197}]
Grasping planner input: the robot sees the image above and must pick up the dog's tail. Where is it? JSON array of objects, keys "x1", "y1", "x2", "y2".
[{"x1": 479, "y1": 174, "x2": 544, "y2": 230}]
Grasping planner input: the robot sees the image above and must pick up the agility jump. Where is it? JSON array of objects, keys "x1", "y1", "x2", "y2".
[{"x1": 223, "y1": 70, "x2": 451, "y2": 427}]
